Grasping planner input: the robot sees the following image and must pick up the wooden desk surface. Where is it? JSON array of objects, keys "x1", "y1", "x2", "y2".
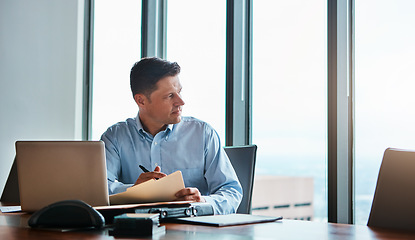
[{"x1": 1, "y1": 211, "x2": 415, "y2": 240}]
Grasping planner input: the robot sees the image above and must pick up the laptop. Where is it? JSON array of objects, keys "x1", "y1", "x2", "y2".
[
  {"x1": 367, "y1": 148, "x2": 415, "y2": 230},
  {"x1": 15, "y1": 141, "x2": 110, "y2": 212}
]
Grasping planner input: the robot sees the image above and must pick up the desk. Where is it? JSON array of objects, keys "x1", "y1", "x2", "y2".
[{"x1": 1, "y1": 211, "x2": 415, "y2": 240}]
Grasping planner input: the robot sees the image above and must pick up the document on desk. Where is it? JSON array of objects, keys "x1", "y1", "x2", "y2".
[
  {"x1": 173, "y1": 214, "x2": 283, "y2": 227},
  {"x1": 0, "y1": 206, "x2": 22, "y2": 213},
  {"x1": 109, "y1": 171, "x2": 185, "y2": 205}
]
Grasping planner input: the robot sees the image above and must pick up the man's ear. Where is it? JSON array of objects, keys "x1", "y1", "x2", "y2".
[{"x1": 134, "y1": 94, "x2": 146, "y2": 107}]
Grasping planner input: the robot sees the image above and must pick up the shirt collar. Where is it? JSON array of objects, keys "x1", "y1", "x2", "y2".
[{"x1": 135, "y1": 112, "x2": 174, "y2": 138}]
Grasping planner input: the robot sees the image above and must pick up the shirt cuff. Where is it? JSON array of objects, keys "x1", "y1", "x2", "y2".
[{"x1": 108, "y1": 180, "x2": 134, "y2": 195}]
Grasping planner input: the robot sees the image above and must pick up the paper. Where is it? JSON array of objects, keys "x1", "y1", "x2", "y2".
[
  {"x1": 109, "y1": 171, "x2": 185, "y2": 205},
  {"x1": 0, "y1": 206, "x2": 22, "y2": 213},
  {"x1": 94, "y1": 200, "x2": 193, "y2": 211}
]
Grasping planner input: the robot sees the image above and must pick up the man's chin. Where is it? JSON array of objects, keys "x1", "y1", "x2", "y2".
[{"x1": 170, "y1": 115, "x2": 182, "y2": 124}]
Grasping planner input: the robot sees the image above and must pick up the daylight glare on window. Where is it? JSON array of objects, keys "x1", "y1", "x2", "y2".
[
  {"x1": 354, "y1": 0, "x2": 415, "y2": 225},
  {"x1": 166, "y1": 0, "x2": 226, "y2": 141},
  {"x1": 91, "y1": 0, "x2": 142, "y2": 140},
  {"x1": 251, "y1": 0, "x2": 327, "y2": 222}
]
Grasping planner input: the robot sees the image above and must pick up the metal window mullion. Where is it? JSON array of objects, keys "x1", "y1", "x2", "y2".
[
  {"x1": 349, "y1": 0, "x2": 355, "y2": 224},
  {"x1": 226, "y1": 0, "x2": 252, "y2": 146},
  {"x1": 141, "y1": 0, "x2": 166, "y2": 58},
  {"x1": 84, "y1": 0, "x2": 94, "y2": 140},
  {"x1": 328, "y1": 0, "x2": 354, "y2": 224}
]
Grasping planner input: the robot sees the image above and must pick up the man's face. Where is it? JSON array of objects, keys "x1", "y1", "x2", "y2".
[{"x1": 138, "y1": 75, "x2": 185, "y2": 129}]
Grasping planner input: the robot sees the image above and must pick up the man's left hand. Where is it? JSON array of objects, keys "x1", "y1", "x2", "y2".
[{"x1": 175, "y1": 187, "x2": 206, "y2": 202}]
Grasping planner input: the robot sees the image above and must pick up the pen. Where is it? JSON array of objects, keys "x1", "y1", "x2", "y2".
[
  {"x1": 139, "y1": 165, "x2": 150, "y2": 173},
  {"x1": 139, "y1": 164, "x2": 160, "y2": 180}
]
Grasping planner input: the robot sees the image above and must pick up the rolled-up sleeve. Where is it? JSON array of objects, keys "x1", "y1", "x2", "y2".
[
  {"x1": 202, "y1": 126, "x2": 243, "y2": 215},
  {"x1": 101, "y1": 127, "x2": 133, "y2": 194}
]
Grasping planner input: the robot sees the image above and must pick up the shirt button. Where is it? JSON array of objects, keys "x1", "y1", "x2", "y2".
[{"x1": 154, "y1": 142, "x2": 158, "y2": 145}]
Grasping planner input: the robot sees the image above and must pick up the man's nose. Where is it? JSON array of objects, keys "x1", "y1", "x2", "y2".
[{"x1": 176, "y1": 95, "x2": 185, "y2": 106}]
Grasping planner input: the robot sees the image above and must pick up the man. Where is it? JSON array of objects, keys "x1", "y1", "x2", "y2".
[{"x1": 101, "y1": 57, "x2": 242, "y2": 215}]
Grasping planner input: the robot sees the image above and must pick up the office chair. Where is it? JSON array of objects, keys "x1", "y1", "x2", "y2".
[
  {"x1": 367, "y1": 148, "x2": 415, "y2": 231},
  {"x1": 0, "y1": 158, "x2": 20, "y2": 204},
  {"x1": 224, "y1": 145, "x2": 257, "y2": 214}
]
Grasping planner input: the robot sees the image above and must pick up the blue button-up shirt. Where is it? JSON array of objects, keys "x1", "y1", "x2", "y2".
[{"x1": 100, "y1": 114, "x2": 242, "y2": 215}]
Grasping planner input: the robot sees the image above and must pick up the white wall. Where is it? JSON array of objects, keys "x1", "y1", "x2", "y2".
[{"x1": 0, "y1": 0, "x2": 85, "y2": 193}]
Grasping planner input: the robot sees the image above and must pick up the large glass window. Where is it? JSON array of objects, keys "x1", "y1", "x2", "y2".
[
  {"x1": 166, "y1": 0, "x2": 226, "y2": 141},
  {"x1": 252, "y1": 1, "x2": 327, "y2": 221},
  {"x1": 91, "y1": 0, "x2": 142, "y2": 140},
  {"x1": 354, "y1": 0, "x2": 415, "y2": 225}
]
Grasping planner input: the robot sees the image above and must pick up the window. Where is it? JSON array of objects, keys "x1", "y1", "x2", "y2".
[
  {"x1": 91, "y1": 0, "x2": 142, "y2": 140},
  {"x1": 354, "y1": 0, "x2": 415, "y2": 225},
  {"x1": 252, "y1": 0, "x2": 327, "y2": 221},
  {"x1": 166, "y1": 0, "x2": 226, "y2": 141}
]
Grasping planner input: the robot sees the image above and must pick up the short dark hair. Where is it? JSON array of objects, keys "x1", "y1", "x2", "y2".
[{"x1": 130, "y1": 57, "x2": 181, "y2": 98}]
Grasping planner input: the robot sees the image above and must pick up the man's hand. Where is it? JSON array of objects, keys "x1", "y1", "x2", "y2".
[
  {"x1": 134, "y1": 166, "x2": 167, "y2": 186},
  {"x1": 175, "y1": 187, "x2": 206, "y2": 202}
]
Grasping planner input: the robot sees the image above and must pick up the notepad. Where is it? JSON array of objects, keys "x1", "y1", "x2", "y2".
[
  {"x1": 173, "y1": 214, "x2": 282, "y2": 227},
  {"x1": 109, "y1": 171, "x2": 185, "y2": 205}
]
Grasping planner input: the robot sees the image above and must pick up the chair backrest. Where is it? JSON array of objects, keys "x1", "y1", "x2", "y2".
[
  {"x1": 0, "y1": 158, "x2": 20, "y2": 204},
  {"x1": 224, "y1": 145, "x2": 257, "y2": 214},
  {"x1": 367, "y1": 148, "x2": 415, "y2": 230}
]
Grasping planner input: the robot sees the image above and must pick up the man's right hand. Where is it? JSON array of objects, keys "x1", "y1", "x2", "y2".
[{"x1": 134, "y1": 166, "x2": 167, "y2": 185}]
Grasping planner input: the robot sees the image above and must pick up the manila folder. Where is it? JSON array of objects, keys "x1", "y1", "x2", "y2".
[{"x1": 109, "y1": 171, "x2": 185, "y2": 205}]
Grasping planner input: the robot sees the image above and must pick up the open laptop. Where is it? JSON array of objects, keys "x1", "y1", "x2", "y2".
[
  {"x1": 367, "y1": 148, "x2": 415, "y2": 230},
  {"x1": 15, "y1": 141, "x2": 110, "y2": 212}
]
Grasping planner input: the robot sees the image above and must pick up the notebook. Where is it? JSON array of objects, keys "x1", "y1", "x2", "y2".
[
  {"x1": 15, "y1": 141, "x2": 110, "y2": 212},
  {"x1": 172, "y1": 214, "x2": 282, "y2": 227}
]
